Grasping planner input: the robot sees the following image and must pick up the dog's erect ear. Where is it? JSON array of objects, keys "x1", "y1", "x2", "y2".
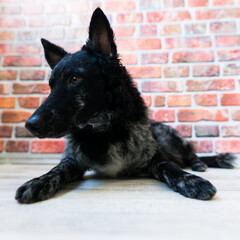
[
  {"x1": 41, "y1": 38, "x2": 67, "y2": 69},
  {"x1": 88, "y1": 8, "x2": 117, "y2": 57}
]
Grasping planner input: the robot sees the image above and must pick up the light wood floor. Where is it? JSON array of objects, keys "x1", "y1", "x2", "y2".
[{"x1": 0, "y1": 162, "x2": 240, "y2": 240}]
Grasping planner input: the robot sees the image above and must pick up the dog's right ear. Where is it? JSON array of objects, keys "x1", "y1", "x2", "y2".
[{"x1": 41, "y1": 38, "x2": 67, "y2": 69}]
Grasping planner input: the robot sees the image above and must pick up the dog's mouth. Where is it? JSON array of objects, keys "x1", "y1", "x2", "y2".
[
  {"x1": 25, "y1": 119, "x2": 66, "y2": 139},
  {"x1": 28, "y1": 129, "x2": 66, "y2": 139}
]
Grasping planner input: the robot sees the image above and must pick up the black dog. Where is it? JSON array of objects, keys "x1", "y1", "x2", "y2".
[{"x1": 15, "y1": 8, "x2": 235, "y2": 203}]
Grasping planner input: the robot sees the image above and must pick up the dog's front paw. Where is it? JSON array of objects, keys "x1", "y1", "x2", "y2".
[
  {"x1": 15, "y1": 175, "x2": 60, "y2": 204},
  {"x1": 176, "y1": 174, "x2": 217, "y2": 200}
]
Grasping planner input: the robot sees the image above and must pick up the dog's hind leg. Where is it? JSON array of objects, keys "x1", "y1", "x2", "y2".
[
  {"x1": 148, "y1": 152, "x2": 217, "y2": 200},
  {"x1": 15, "y1": 158, "x2": 85, "y2": 203}
]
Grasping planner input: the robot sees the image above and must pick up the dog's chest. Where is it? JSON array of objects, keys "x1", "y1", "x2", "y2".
[
  {"x1": 92, "y1": 143, "x2": 129, "y2": 177},
  {"x1": 92, "y1": 125, "x2": 158, "y2": 177}
]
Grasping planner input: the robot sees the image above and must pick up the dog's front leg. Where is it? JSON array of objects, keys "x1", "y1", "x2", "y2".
[
  {"x1": 15, "y1": 158, "x2": 85, "y2": 203},
  {"x1": 148, "y1": 153, "x2": 217, "y2": 200}
]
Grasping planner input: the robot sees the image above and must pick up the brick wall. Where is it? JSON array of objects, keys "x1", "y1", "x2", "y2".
[{"x1": 0, "y1": 0, "x2": 240, "y2": 162}]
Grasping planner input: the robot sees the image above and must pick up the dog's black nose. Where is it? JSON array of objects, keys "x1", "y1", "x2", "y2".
[{"x1": 25, "y1": 115, "x2": 42, "y2": 133}]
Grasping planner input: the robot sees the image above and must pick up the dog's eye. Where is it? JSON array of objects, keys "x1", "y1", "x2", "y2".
[{"x1": 70, "y1": 76, "x2": 82, "y2": 85}]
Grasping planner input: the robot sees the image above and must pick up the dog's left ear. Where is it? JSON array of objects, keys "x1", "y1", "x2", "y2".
[
  {"x1": 88, "y1": 8, "x2": 117, "y2": 57},
  {"x1": 41, "y1": 38, "x2": 68, "y2": 69}
]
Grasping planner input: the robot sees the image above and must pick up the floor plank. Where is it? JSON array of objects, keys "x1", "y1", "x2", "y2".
[{"x1": 0, "y1": 163, "x2": 240, "y2": 240}]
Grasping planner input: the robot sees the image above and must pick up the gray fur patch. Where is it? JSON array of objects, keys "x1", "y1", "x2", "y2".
[
  {"x1": 64, "y1": 121, "x2": 158, "y2": 177},
  {"x1": 93, "y1": 122, "x2": 158, "y2": 177}
]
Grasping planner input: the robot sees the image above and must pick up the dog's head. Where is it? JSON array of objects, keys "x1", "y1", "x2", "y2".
[{"x1": 25, "y1": 8, "x2": 122, "y2": 138}]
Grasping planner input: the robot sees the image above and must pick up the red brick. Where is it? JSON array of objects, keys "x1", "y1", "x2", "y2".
[
  {"x1": 0, "y1": 126, "x2": 12, "y2": 138},
  {"x1": 147, "y1": 11, "x2": 191, "y2": 22},
  {"x1": 165, "y1": 37, "x2": 212, "y2": 49},
  {"x1": 0, "y1": 43, "x2": 39, "y2": 55},
  {"x1": 20, "y1": 70, "x2": 45, "y2": 81},
  {"x1": 216, "y1": 140, "x2": 240, "y2": 153},
  {"x1": 105, "y1": 1, "x2": 136, "y2": 11},
  {"x1": 178, "y1": 109, "x2": 228, "y2": 122},
  {"x1": 0, "y1": 140, "x2": 3, "y2": 152},
  {"x1": 128, "y1": 66, "x2": 161, "y2": 79},
  {"x1": 154, "y1": 109, "x2": 175, "y2": 122},
  {"x1": 154, "y1": 96, "x2": 165, "y2": 106},
  {"x1": 142, "y1": 80, "x2": 183, "y2": 92},
  {"x1": 45, "y1": 4, "x2": 65, "y2": 14},
  {"x1": 117, "y1": 13, "x2": 143, "y2": 24},
  {"x1": 31, "y1": 140, "x2": 65, "y2": 153},
  {"x1": 119, "y1": 54, "x2": 138, "y2": 65},
  {"x1": 2, "y1": 110, "x2": 32, "y2": 123},
  {"x1": 18, "y1": 97, "x2": 40, "y2": 109},
  {"x1": 117, "y1": 39, "x2": 161, "y2": 51},
  {"x1": 13, "y1": 83, "x2": 50, "y2": 94},
  {"x1": 0, "y1": 44, "x2": 10, "y2": 54},
  {"x1": 30, "y1": 16, "x2": 70, "y2": 27},
  {"x1": 3, "y1": 56, "x2": 42, "y2": 67},
  {"x1": 15, "y1": 126, "x2": 34, "y2": 138},
  {"x1": 224, "y1": 64, "x2": 240, "y2": 75},
  {"x1": 164, "y1": 66, "x2": 189, "y2": 78},
  {"x1": 172, "y1": 124, "x2": 192, "y2": 137},
  {"x1": 164, "y1": 0, "x2": 184, "y2": 7},
  {"x1": 222, "y1": 125, "x2": 240, "y2": 137},
  {"x1": 22, "y1": 4, "x2": 43, "y2": 15},
  {"x1": 2, "y1": 6, "x2": 21, "y2": 15},
  {"x1": 0, "y1": 31, "x2": 15, "y2": 41},
  {"x1": 0, "y1": 97, "x2": 15, "y2": 108},
  {"x1": 218, "y1": 49, "x2": 240, "y2": 62},
  {"x1": 17, "y1": 44, "x2": 41, "y2": 54},
  {"x1": 190, "y1": 140, "x2": 212, "y2": 153},
  {"x1": 193, "y1": 65, "x2": 219, "y2": 77},
  {"x1": 186, "y1": 79, "x2": 234, "y2": 91},
  {"x1": 215, "y1": 36, "x2": 240, "y2": 47},
  {"x1": 232, "y1": 109, "x2": 240, "y2": 120},
  {"x1": 195, "y1": 125, "x2": 219, "y2": 137},
  {"x1": 68, "y1": 2, "x2": 89, "y2": 13},
  {"x1": 167, "y1": 95, "x2": 191, "y2": 107},
  {"x1": 0, "y1": 18, "x2": 25, "y2": 28},
  {"x1": 210, "y1": 21, "x2": 236, "y2": 34},
  {"x1": 196, "y1": 9, "x2": 240, "y2": 20},
  {"x1": 17, "y1": 31, "x2": 37, "y2": 41},
  {"x1": 6, "y1": 140, "x2": 29, "y2": 152},
  {"x1": 160, "y1": 24, "x2": 181, "y2": 36},
  {"x1": 0, "y1": 83, "x2": 10, "y2": 94},
  {"x1": 212, "y1": 0, "x2": 234, "y2": 5},
  {"x1": 113, "y1": 26, "x2": 135, "y2": 37},
  {"x1": 140, "y1": 25, "x2": 157, "y2": 36},
  {"x1": 142, "y1": 95, "x2": 152, "y2": 107},
  {"x1": 188, "y1": 0, "x2": 208, "y2": 7},
  {"x1": 141, "y1": 53, "x2": 168, "y2": 64},
  {"x1": 0, "y1": 70, "x2": 17, "y2": 80},
  {"x1": 221, "y1": 94, "x2": 240, "y2": 106},
  {"x1": 194, "y1": 94, "x2": 217, "y2": 106},
  {"x1": 184, "y1": 23, "x2": 206, "y2": 35},
  {"x1": 173, "y1": 51, "x2": 214, "y2": 63}
]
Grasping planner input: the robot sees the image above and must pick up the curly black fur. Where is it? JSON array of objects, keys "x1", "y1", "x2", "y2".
[{"x1": 15, "y1": 8, "x2": 235, "y2": 204}]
